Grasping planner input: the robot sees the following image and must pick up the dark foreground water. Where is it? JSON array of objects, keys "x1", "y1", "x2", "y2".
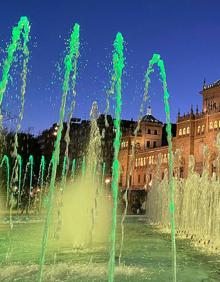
[{"x1": 0, "y1": 216, "x2": 219, "y2": 281}]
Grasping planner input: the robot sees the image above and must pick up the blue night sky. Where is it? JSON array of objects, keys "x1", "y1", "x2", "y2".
[{"x1": 1, "y1": 0, "x2": 220, "y2": 134}]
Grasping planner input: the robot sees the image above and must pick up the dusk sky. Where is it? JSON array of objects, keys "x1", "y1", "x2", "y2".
[{"x1": 1, "y1": 0, "x2": 220, "y2": 134}]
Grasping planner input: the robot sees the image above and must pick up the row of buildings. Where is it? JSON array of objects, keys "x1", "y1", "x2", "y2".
[
  {"x1": 15, "y1": 78, "x2": 220, "y2": 211},
  {"x1": 118, "y1": 79, "x2": 220, "y2": 211}
]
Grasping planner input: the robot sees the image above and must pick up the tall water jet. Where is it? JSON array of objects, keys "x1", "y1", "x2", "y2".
[
  {"x1": 38, "y1": 155, "x2": 45, "y2": 212},
  {"x1": 17, "y1": 154, "x2": 22, "y2": 212},
  {"x1": 63, "y1": 36, "x2": 79, "y2": 174},
  {"x1": 101, "y1": 161, "x2": 106, "y2": 185},
  {"x1": 81, "y1": 155, "x2": 86, "y2": 177},
  {"x1": 71, "y1": 158, "x2": 76, "y2": 181},
  {"x1": 87, "y1": 101, "x2": 102, "y2": 245},
  {"x1": 61, "y1": 155, "x2": 68, "y2": 187},
  {"x1": 139, "y1": 54, "x2": 176, "y2": 281},
  {"x1": 27, "y1": 155, "x2": 34, "y2": 214},
  {"x1": 0, "y1": 155, "x2": 10, "y2": 207},
  {"x1": 0, "y1": 16, "x2": 30, "y2": 115},
  {"x1": 0, "y1": 17, "x2": 30, "y2": 214},
  {"x1": 108, "y1": 32, "x2": 124, "y2": 282},
  {"x1": 38, "y1": 23, "x2": 80, "y2": 282}
]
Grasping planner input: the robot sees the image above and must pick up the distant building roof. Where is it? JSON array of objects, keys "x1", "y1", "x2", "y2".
[
  {"x1": 203, "y1": 78, "x2": 220, "y2": 90},
  {"x1": 141, "y1": 107, "x2": 162, "y2": 124},
  {"x1": 142, "y1": 114, "x2": 163, "y2": 124}
]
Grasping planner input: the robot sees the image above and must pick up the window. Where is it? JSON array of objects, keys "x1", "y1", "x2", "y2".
[
  {"x1": 149, "y1": 174, "x2": 152, "y2": 181},
  {"x1": 197, "y1": 126, "x2": 201, "y2": 134},
  {"x1": 119, "y1": 175, "x2": 122, "y2": 186},
  {"x1": 179, "y1": 129, "x2": 182, "y2": 136},
  {"x1": 146, "y1": 141, "x2": 150, "y2": 148},
  {"x1": 153, "y1": 141, "x2": 157, "y2": 148},
  {"x1": 210, "y1": 121, "x2": 213, "y2": 130},
  {"x1": 214, "y1": 121, "x2": 218, "y2": 129},
  {"x1": 212, "y1": 163, "x2": 216, "y2": 174},
  {"x1": 140, "y1": 158, "x2": 143, "y2": 166},
  {"x1": 129, "y1": 175, "x2": 132, "y2": 186},
  {"x1": 187, "y1": 127, "x2": 190, "y2": 134},
  {"x1": 135, "y1": 159, "x2": 138, "y2": 167},
  {"x1": 138, "y1": 175, "x2": 141, "y2": 183},
  {"x1": 162, "y1": 172, "x2": 164, "y2": 179},
  {"x1": 164, "y1": 154, "x2": 167, "y2": 162},
  {"x1": 202, "y1": 125, "x2": 205, "y2": 132},
  {"x1": 154, "y1": 130, "x2": 157, "y2": 135},
  {"x1": 180, "y1": 167, "x2": 184, "y2": 178},
  {"x1": 183, "y1": 128, "x2": 186, "y2": 135},
  {"x1": 148, "y1": 129, "x2": 151, "y2": 134},
  {"x1": 143, "y1": 157, "x2": 146, "y2": 166},
  {"x1": 136, "y1": 142, "x2": 140, "y2": 149}
]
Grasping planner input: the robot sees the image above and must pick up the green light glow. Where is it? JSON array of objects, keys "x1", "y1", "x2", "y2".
[
  {"x1": 144, "y1": 53, "x2": 176, "y2": 282},
  {"x1": 61, "y1": 155, "x2": 68, "y2": 187},
  {"x1": 38, "y1": 23, "x2": 80, "y2": 282},
  {"x1": 28, "y1": 155, "x2": 34, "y2": 213},
  {"x1": 0, "y1": 155, "x2": 10, "y2": 207},
  {"x1": 108, "y1": 32, "x2": 124, "y2": 282},
  {"x1": 38, "y1": 155, "x2": 45, "y2": 211},
  {"x1": 82, "y1": 156, "x2": 86, "y2": 177},
  {"x1": 71, "y1": 159, "x2": 76, "y2": 181}
]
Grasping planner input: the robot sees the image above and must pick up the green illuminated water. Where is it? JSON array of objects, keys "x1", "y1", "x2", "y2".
[
  {"x1": 71, "y1": 159, "x2": 76, "y2": 181},
  {"x1": 101, "y1": 162, "x2": 106, "y2": 185},
  {"x1": 0, "y1": 155, "x2": 10, "y2": 207},
  {"x1": 28, "y1": 155, "x2": 34, "y2": 213},
  {"x1": 17, "y1": 154, "x2": 22, "y2": 211},
  {"x1": 0, "y1": 17, "x2": 30, "y2": 209},
  {"x1": 38, "y1": 23, "x2": 80, "y2": 282},
  {"x1": 0, "y1": 15, "x2": 219, "y2": 282},
  {"x1": 0, "y1": 16, "x2": 30, "y2": 112},
  {"x1": 108, "y1": 32, "x2": 124, "y2": 282},
  {"x1": 82, "y1": 156, "x2": 86, "y2": 177},
  {"x1": 38, "y1": 155, "x2": 45, "y2": 212},
  {"x1": 61, "y1": 155, "x2": 68, "y2": 187},
  {"x1": 143, "y1": 54, "x2": 176, "y2": 282}
]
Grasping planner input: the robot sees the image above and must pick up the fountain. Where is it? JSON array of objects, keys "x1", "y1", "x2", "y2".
[{"x1": 0, "y1": 16, "x2": 219, "y2": 282}]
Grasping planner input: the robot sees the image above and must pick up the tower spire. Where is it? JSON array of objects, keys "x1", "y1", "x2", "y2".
[
  {"x1": 203, "y1": 77, "x2": 206, "y2": 89},
  {"x1": 147, "y1": 106, "x2": 152, "y2": 115}
]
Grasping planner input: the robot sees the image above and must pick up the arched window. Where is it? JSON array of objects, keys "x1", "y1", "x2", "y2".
[
  {"x1": 202, "y1": 125, "x2": 205, "y2": 132},
  {"x1": 183, "y1": 128, "x2": 186, "y2": 135},
  {"x1": 210, "y1": 121, "x2": 213, "y2": 129},
  {"x1": 214, "y1": 121, "x2": 218, "y2": 128},
  {"x1": 143, "y1": 157, "x2": 146, "y2": 166},
  {"x1": 135, "y1": 159, "x2": 138, "y2": 167},
  {"x1": 197, "y1": 126, "x2": 201, "y2": 134},
  {"x1": 149, "y1": 156, "x2": 152, "y2": 165},
  {"x1": 140, "y1": 158, "x2": 143, "y2": 166},
  {"x1": 187, "y1": 126, "x2": 190, "y2": 134},
  {"x1": 164, "y1": 154, "x2": 167, "y2": 162},
  {"x1": 179, "y1": 128, "x2": 182, "y2": 136}
]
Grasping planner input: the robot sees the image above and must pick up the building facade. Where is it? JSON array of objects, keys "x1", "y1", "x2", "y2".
[
  {"x1": 38, "y1": 115, "x2": 136, "y2": 177},
  {"x1": 119, "y1": 79, "x2": 220, "y2": 213}
]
